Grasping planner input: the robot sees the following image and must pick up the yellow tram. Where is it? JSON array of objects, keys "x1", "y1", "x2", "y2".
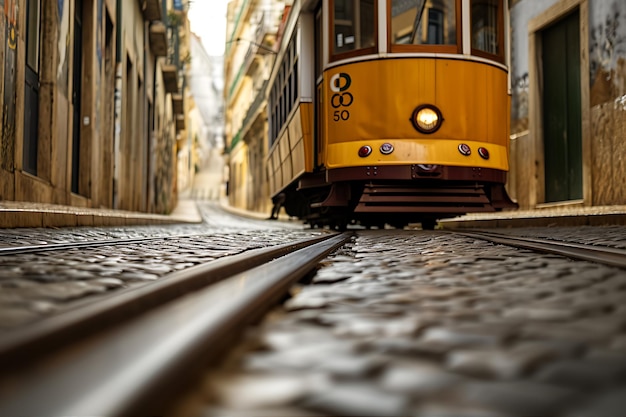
[{"x1": 266, "y1": 0, "x2": 516, "y2": 229}]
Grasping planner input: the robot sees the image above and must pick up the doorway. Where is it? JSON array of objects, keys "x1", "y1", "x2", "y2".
[
  {"x1": 71, "y1": 0, "x2": 84, "y2": 194},
  {"x1": 541, "y1": 10, "x2": 582, "y2": 203},
  {"x1": 23, "y1": 0, "x2": 41, "y2": 175}
]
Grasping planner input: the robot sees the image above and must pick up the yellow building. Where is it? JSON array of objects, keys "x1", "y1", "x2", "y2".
[{"x1": 224, "y1": 0, "x2": 288, "y2": 213}]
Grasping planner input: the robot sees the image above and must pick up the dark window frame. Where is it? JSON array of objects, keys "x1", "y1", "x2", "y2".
[
  {"x1": 470, "y1": 0, "x2": 505, "y2": 64},
  {"x1": 329, "y1": 0, "x2": 378, "y2": 62},
  {"x1": 269, "y1": 33, "x2": 300, "y2": 145}
]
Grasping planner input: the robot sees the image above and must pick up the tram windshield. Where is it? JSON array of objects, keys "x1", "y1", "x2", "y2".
[
  {"x1": 390, "y1": 0, "x2": 457, "y2": 47},
  {"x1": 331, "y1": 0, "x2": 376, "y2": 59}
]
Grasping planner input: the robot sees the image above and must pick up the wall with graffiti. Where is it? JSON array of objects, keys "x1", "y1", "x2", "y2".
[
  {"x1": 589, "y1": 0, "x2": 626, "y2": 204},
  {"x1": 508, "y1": 0, "x2": 626, "y2": 208}
]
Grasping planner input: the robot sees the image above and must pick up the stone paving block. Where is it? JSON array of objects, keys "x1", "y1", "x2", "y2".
[
  {"x1": 203, "y1": 372, "x2": 314, "y2": 410},
  {"x1": 609, "y1": 335, "x2": 626, "y2": 351},
  {"x1": 503, "y1": 306, "x2": 580, "y2": 321},
  {"x1": 565, "y1": 386, "x2": 626, "y2": 417},
  {"x1": 202, "y1": 406, "x2": 321, "y2": 417},
  {"x1": 369, "y1": 337, "x2": 450, "y2": 359},
  {"x1": 380, "y1": 360, "x2": 465, "y2": 396},
  {"x1": 242, "y1": 341, "x2": 359, "y2": 372},
  {"x1": 514, "y1": 339, "x2": 586, "y2": 358},
  {"x1": 8, "y1": 280, "x2": 110, "y2": 301},
  {"x1": 300, "y1": 383, "x2": 410, "y2": 417},
  {"x1": 458, "y1": 380, "x2": 576, "y2": 416},
  {"x1": 332, "y1": 316, "x2": 425, "y2": 338},
  {"x1": 420, "y1": 325, "x2": 512, "y2": 349},
  {"x1": 315, "y1": 354, "x2": 388, "y2": 378},
  {"x1": 413, "y1": 402, "x2": 506, "y2": 417},
  {"x1": 533, "y1": 358, "x2": 626, "y2": 388},
  {"x1": 520, "y1": 323, "x2": 614, "y2": 344},
  {"x1": 446, "y1": 343, "x2": 557, "y2": 379},
  {"x1": 258, "y1": 325, "x2": 340, "y2": 351}
]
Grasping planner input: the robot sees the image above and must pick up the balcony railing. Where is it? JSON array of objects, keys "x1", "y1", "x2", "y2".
[
  {"x1": 176, "y1": 114, "x2": 185, "y2": 131},
  {"x1": 149, "y1": 21, "x2": 168, "y2": 56},
  {"x1": 139, "y1": 0, "x2": 162, "y2": 21},
  {"x1": 172, "y1": 94, "x2": 184, "y2": 114},
  {"x1": 162, "y1": 64, "x2": 179, "y2": 93},
  {"x1": 253, "y1": 12, "x2": 277, "y2": 52}
]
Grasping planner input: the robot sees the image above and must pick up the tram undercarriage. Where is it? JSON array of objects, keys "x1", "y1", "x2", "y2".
[{"x1": 283, "y1": 167, "x2": 517, "y2": 230}]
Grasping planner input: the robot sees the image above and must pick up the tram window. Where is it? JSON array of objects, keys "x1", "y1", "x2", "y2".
[
  {"x1": 315, "y1": 10, "x2": 323, "y2": 78},
  {"x1": 390, "y1": 0, "x2": 458, "y2": 49},
  {"x1": 331, "y1": 0, "x2": 376, "y2": 59},
  {"x1": 269, "y1": 33, "x2": 300, "y2": 144},
  {"x1": 470, "y1": 0, "x2": 503, "y2": 61}
]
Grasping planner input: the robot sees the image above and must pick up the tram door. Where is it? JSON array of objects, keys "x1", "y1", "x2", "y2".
[{"x1": 541, "y1": 10, "x2": 582, "y2": 203}]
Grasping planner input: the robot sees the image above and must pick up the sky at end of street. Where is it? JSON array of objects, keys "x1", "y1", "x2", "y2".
[{"x1": 188, "y1": 0, "x2": 230, "y2": 56}]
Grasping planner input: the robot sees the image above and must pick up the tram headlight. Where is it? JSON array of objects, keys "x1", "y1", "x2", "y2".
[{"x1": 411, "y1": 105, "x2": 443, "y2": 134}]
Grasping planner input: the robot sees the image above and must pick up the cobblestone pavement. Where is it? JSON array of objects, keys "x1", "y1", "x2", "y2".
[
  {"x1": 0, "y1": 202, "x2": 319, "y2": 330},
  {"x1": 197, "y1": 230, "x2": 626, "y2": 417}
]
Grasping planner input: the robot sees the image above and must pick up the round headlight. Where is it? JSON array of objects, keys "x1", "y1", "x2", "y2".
[{"x1": 411, "y1": 105, "x2": 443, "y2": 134}]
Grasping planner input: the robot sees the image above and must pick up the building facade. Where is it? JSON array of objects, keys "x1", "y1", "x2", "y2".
[
  {"x1": 188, "y1": 32, "x2": 224, "y2": 165},
  {"x1": 508, "y1": 0, "x2": 626, "y2": 209},
  {"x1": 0, "y1": 0, "x2": 190, "y2": 215},
  {"x1": 224, "y1": 0, "x2": 287, "y2": 213}
]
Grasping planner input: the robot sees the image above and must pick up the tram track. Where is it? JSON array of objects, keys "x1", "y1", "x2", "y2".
[
  {"x1": 0, "y1": 232, "x2": 343, "y2": 362},
  {"x1": 0, "y1": 233, "x2": 212, "y2": 255},
  {"x1": 0, "y1": 232, "x2": 352, "y2": 416},
  {"x1": 452, "y1": 229, "x2": 626, "y2": 269}
]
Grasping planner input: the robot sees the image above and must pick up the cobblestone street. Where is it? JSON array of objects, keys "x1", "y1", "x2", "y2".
[
  {"x1": 3, "y1": 205, "x2": 626, "y2": 416},
  {"x1": 0, "y1": 203, "x2": 318, "y2": 330},
  {"x1": 199, "y1": 229, "x2": 626, "y2": 417}
]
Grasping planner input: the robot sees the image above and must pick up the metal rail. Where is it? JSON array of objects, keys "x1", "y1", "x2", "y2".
[
  {"x1": 0, "y1": 232, "x2": 352, "y2": 416},
  {"x1": 0, "y1": 232, "x2": 337, "y2": 364},
  {"x1": 452, "y1": 230, "x2": 626, "y2": 269}
]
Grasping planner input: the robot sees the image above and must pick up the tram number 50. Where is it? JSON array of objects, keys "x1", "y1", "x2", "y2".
[
  {"x1": 334, "y1": 110, "x2": 350, "y2": 121},
  {"x1": 330, "y1": 73, "x2": 352, "y2": 122}
]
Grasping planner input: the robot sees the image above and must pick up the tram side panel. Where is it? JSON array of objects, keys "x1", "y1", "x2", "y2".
[{"x1": 267, "y1": 103, "x2": 315, "y2": 198}]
